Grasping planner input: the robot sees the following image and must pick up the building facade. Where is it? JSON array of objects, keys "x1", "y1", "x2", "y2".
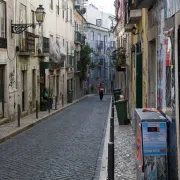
[
  {"x1": 114, "y1": 0, "x2": 180, "y2": 178},
  {"x1": 0, "y1": 0, "x2": 16, "y2": 121},
  {"x1": 84, "y1": 4, "x2": 116, "y2": 93},
  {"x1": 74, "y1": 9, "x2": 86, "y2": 99}
]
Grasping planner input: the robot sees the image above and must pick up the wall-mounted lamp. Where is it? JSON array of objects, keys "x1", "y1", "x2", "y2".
[
  {"x1": 132, "y1": 26, "x2": 138, "y2": 35},
  {"x1": 11, "y1": 5, "x2": 46, "y2": 34}
]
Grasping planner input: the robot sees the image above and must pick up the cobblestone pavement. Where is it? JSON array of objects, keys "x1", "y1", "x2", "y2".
[
  {"x1": 114, "y1": 110, "x2": 136, "y2": 180},
  {"x1": 0, "y1": 96, "x2": 111, "y2": 180}
]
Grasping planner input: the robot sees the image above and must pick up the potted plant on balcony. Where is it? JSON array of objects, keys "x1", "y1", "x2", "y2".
[{"x1": 115, "y1": 47, "x2": 127, "y2": 71}]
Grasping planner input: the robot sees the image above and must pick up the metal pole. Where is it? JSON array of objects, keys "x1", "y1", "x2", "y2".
[
  {"x1": 110, "y1": 117, "x2": 114, "y2": 143},
  {"x1": 62, "y1": 94, "x2": 64, "y2": 107},
  {"x1": 55, "y1": 96, "x2": 57, "y2": 110},
  {"x1": 112, "y1": 106, "x2": 114, "y2": 119},
  {"x1": 108, "y1": 142, "x2": 114, "y2": 180},
  {"x1": 48, "y1": 98, "x2": 50, "y2": 113},
  {"x1": 36, "y1": 100, "x2": 38, "y2": 119},
  {"x1": 18, "y1": 104, "x2": 20, "y2": 127}
]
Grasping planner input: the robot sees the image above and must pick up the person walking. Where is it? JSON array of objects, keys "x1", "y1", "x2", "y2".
[{"x1": 98, "y1": 83, "x2": 104, "y2": 100}]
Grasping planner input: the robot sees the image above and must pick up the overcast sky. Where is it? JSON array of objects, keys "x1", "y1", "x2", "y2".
[{"x1": 88, "y1": 0, "x2": 115, "y2": 15}]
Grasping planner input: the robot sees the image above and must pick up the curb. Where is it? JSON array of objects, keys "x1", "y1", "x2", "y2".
[
  {"x1": 98, "y1": 96, "x2": 112, "y2": 180},
  {"x1": 0, "y1": 96, "x2": 88, "y2": 144}
]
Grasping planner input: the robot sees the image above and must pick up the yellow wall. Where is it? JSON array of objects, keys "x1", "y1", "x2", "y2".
[{"x1": 131, "y1": 8, "x2": 148, "y2": 108}]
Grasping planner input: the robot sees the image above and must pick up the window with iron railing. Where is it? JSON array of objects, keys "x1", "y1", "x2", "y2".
[{"x1": 20, "y1": 31, "x2": 35, "y2": 53}]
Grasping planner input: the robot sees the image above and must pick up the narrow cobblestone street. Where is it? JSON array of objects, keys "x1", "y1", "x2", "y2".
[{"x1": 0, "y1": 96, "x2": 111, "y2": 180}]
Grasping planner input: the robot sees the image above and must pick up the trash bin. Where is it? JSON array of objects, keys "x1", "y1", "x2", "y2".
[
  {"x1": 113, "y1": 88, "x2": 121, "y2": 93},
  {"x1": 67, "y1": 90, "x2": 73, "y2": 103},
  {"x1": 115, "y1": 99, "x2": 129, "y2": 125},
  {"x1": 113, "y1": 89, "x2": 122, "y2": 101}
]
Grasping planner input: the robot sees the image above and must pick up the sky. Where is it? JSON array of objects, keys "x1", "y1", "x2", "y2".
[{"x1": 88, "y1": 0, "x2": 115, "y2": 15}]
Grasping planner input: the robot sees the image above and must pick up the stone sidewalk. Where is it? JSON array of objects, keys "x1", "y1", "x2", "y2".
[
  {"x1": 114, "y1": 109, "x2": 136, "y2": 180},
  {"x1": 0, "y1": 96, "x2": 88, "y2": 144}
]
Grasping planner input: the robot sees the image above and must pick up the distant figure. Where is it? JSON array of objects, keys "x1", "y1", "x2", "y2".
[{"x1": 98, "y1": 83, "x2": 104, "y2": 100}]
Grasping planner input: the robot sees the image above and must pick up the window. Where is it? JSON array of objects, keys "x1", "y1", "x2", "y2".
[
  {"x1": 66, "y1": 41, "x2": 68, "y2": 64},
  {"x1": 91, "y1": 31, "x2": 94, "y2": 41},
  {"x1": 50, "y1": 0, "x2": 53, "y2": 10},
  {"x1": 96, "y1": 19, "x2": 102, "y2": 27},
  {"x1": 70, "y1": 9, "x2": 72, "y2": 24},
  {"x1": 62, "y1": 10, "x2": 64, "y2": 19},
  {"x1": 0, "y1": 0, "x2": 6, "y2": 38},
  {"x1": 98, "y1": 34, "x2": 101, "y2": 41},
  {"x1": 31, "y1": 10, "x2": 35, "y2": 33},
  {"x1": 56, "y1": 0, "x2": 59, "y2": 15},
  {"x1": 66, "y1": 9, "x2": 68, "y2": 22}
]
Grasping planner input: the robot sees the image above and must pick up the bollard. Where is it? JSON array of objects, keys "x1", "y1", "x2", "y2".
[
  {"x1": 110, "y1": 117, "x2": 114, "y2": 143},
  {"x1": 48, "y1": 98, "x2": 50, "y2": 113},
  {"x1": 111, "y1": 106, "x2": 114, "y2": 119},
  {"x1": 62, "y1": 94, "x2": 64, "y2": 107},
  {"x1": 17, "y1": 104, "x2": 21, "y2": 127},
  {"x1": 36, "y1": 100, "x2": 38, "y2": 119},
  {"x1": 108, "y1": 142, "x2": 114, "y2": 180},
  {"x1": 55, "y1": 96, "x2": 57, "y2": 110}
]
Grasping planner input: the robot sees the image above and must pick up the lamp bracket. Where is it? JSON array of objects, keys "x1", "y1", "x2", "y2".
[{"x1": 11, "y1": 23, "x2": 38, "y2": 34}]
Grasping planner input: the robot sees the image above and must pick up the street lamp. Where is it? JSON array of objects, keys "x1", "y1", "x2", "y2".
[{"x1": 11, "y1": 5, "x2": 46, "y2": 34}]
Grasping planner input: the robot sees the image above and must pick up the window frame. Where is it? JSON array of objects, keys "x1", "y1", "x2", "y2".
[{"x1": 0, "y1": 0, "x2": 6, "y2": 39}]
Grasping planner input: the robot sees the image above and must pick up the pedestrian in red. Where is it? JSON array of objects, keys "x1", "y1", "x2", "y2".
[{"x1": 98, "y1": 83, "x2": 104, "y2": 100}]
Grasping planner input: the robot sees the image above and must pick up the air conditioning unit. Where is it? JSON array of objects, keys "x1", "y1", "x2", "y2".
[{"x1": 62, "y1": 0, "x2": 68, "y2": 10}]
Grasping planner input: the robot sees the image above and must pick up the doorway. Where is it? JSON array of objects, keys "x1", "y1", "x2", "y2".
[
  {"x1": 0, "y1": 67, "x2": 4, "y2": 118},
  {"x1": 136, "y1": 42, "x2": 143, "y2": 108},
  {"x1": 148, "y1": 40, "x2": 157, "y2": 107}
]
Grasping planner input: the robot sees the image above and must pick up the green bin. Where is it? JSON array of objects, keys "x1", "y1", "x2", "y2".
[
  {"x1": 115, "y1": 100, "x2": 129, "y2": 125},
  {"x1": 67, "y1": 90, "x2": 73, "y2": 103},
  {"x1": 114, "y1": 91, "x2": 121, "y2": 101}
]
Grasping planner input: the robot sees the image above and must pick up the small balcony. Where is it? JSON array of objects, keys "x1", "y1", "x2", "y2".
[
  {"x1": 96, "y1": 41, "x2": 103, "y2": 50},
  {"x1": 134, "y1": 0, "x2": 156, "y2": 8},
  {"x1": 19, "y1": 31, "x2": 36, "y2": 56},
  {"x1": 38, "y1": 37, "x2": 49, "y2": 57},
  {"x1": 124, "y1": 24, "x2": 134, "y2": 32},
  {"x1": 128, "y1": 9, "x2": 142, "y2": 24},
  {"x1": 74, "y1": 31, "x2": 82, "y2": 44},
  {"x1": 0, "y1": 37, "x2": 7, "y2": 49}
]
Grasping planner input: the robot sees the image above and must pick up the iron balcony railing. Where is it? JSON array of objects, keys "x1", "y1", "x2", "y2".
[
  {"x1": 20, "y1": 31, "x2": 35, "y2": 53},
  {"x1": 0, "y1": 37, "x2": 7, "y2": 49}
]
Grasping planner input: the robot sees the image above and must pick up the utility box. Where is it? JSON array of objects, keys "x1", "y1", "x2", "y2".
[{"x1": 134, "y1": 109, "x2": 168, "y2": 180}]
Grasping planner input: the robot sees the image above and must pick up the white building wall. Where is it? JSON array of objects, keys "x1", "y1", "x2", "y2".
[{"x1": 0, "y1": 0, "x2": 16, "y2": 121}]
